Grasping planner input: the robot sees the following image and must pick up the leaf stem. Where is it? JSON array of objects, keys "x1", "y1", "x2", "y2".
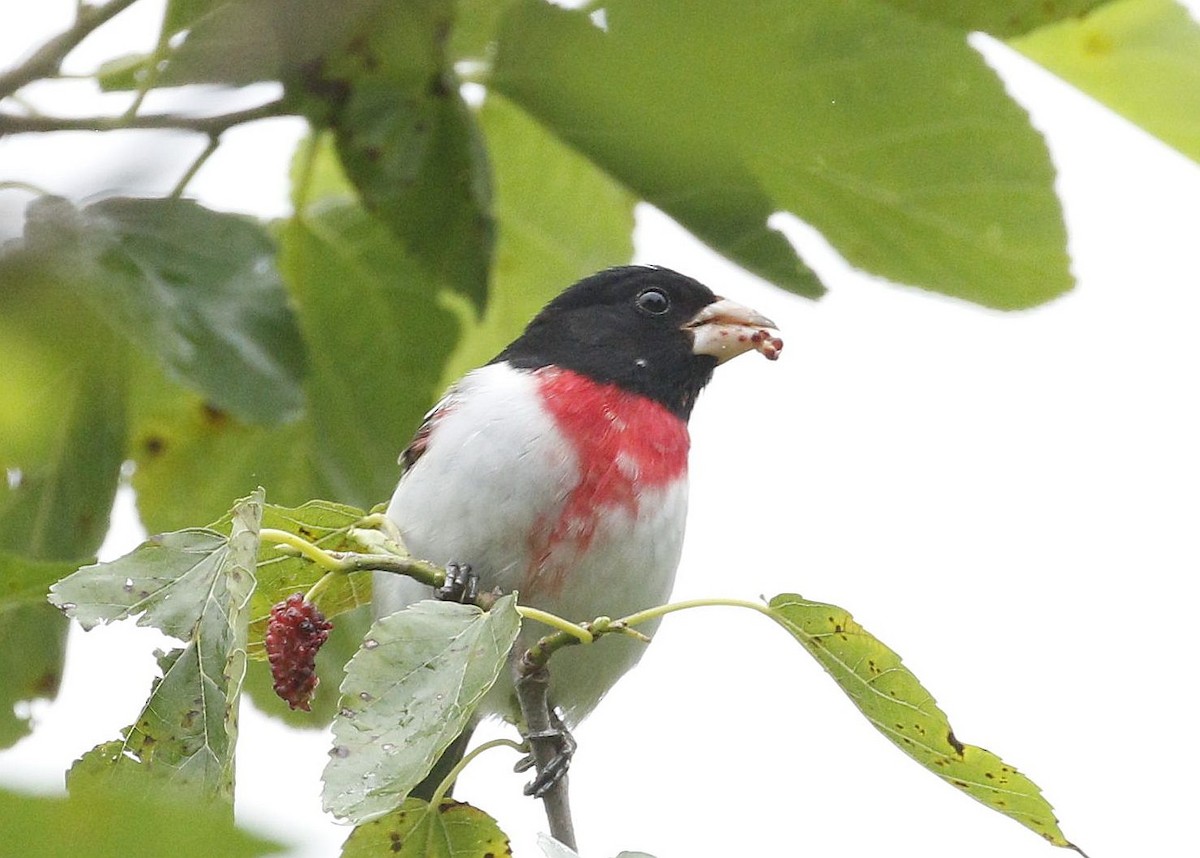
[
  {"x1": 619, "y1": 596, "x2": 774, "y2": 629},
  {"x1": 170, "y1": 135, "x2": 218, "y2": 198},
  {"x1": 429, "y1": 737, "x2": 524, "y2": 806},
  {"x1": 0, "y1": 0, "x2": 142, "y2": 99},
  {"x1": 259, "y1": 528, "x2": 345, "y2": 571},
  {"x1": 516, "y1": 607, "x2": 594, "y2": 643}
]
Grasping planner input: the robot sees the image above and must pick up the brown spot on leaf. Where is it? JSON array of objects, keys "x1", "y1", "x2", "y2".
[
  {"x1": 200, "y1": 402, "x2": 228, "y2": 427},
  {"x1": 143, "y1": 435, "x2": 167, "y2": 456},
  {"x1": 947, "y1": 730, "x2": 965, "y2": 755}
]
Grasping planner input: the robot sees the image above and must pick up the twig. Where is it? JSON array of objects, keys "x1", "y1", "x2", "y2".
[
  {"x1": 515, "y1": 665, "x2": 577, "y2": 850},
  {"x1": 0, "y1": 0, "x2": 142, "y2": 99},
  {"x1": 0, "y1": 98, "x2": 288, "y2": 138},
  {"x1": 170, "y1": 135, "x2": 219, "y2": 198}
]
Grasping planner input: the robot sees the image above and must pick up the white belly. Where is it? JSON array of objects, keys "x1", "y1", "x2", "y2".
[{"x1": 376, "y1": 363, "x2": 689, "y2": 724}]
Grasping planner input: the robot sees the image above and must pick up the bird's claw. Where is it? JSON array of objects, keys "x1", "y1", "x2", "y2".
[
  {"x1": 436, "y1": 562, "x2": 479, "y2": 604},
  {"x1": 517, "y1": 722, "x2": 577, "y2": 798}
]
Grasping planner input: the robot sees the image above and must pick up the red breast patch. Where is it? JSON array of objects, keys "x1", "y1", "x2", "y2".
[{"x1": 527, "y1": 367, "x2": 690, "y2": 595}]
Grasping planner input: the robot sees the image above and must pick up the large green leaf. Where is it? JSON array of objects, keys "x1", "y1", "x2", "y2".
[
  {"x1": 768, "y1": 594, "x2": 1076, "y2": 849},
  {"x1": 1011, "y1": 0, "x2": 1200, "y2": 164},
  {"x1": 440, "y1": 93, "x2": 636, "y2": 379},
  {"x1": 0, "y1": 786, "x2": 282, "y2": 858},
  {"x1": 279, "y1": 200, "x2": 462, "y2": 507},
  {"x1": 341, "y1": 798, "x2": 510, "y2": 858},
  {"x1": 493, "y1": 0, "x2": 1071, "y2": 308},
  {"x1": 879, "y1": 0, "x2": 1113, "y2": 36},
  {"x1": 18, "y1": 196, "x2": 307, "y2": 424},
  {"x1": 323, "y1": 596, "x2": 522, "y2": 822},
  {"x1": 53, "y1": 493, "x2": 261, "y2": 804},
  {"x1": 311, "y1": 0, "x2": 494, "y2": 309}
]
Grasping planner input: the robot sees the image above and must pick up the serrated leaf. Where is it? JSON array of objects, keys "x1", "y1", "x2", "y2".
[
  {"x1": 58, "y1": 493, "x2": 262, "y2": 803},
  {"x1": 878, "y1": 0, "x2": 1112, "y2": 37},
  {"x1": 0, "y1": 785, "x2": 283, "y2": 858},
  {"x1": 279, "y1": 200, "x2": 462, "y2": 506},
  {"x1": 493, "y1": 0, "x2": 1071, "y2": 308},
  {"x1": 341, "y1": 797, "x2": 510, "y2": 858},
  {"x1": 21, "y1": 195, "x2": 307, "y2": 424},
  {"x1": 768, "y1": 594, "x2": 1076, "y2": 849},
  {"x1": 1011, "y1": 0, "x2": 1200, "y2": 164},
  {"x1": 323, "y1": 596, "x2": 522, "y2": 821}
]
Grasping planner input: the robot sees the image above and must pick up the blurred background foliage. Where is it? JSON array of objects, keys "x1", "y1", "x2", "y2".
[{"x1": 0, "y1": 0, "x2": 1196, "y2": 759}]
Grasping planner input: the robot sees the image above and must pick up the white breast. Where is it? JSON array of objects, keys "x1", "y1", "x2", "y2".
[{"x1": 376, "y1": 362, "x2": 690, "y2": 724}]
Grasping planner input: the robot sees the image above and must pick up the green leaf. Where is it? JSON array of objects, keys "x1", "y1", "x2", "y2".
[
  {"x1": 877, "y1": 0, "x2": 1113, "y2": 37},
  {"x1": 439, "y1": 93, "x2": 636, "y2": 379},
  {"x1": 0, "y1": 551, "x2": 77, "y2": 607},
  {"x1": 306, "y1": 0, "x2": 493, "y2": 310},
  {"x1": 279, "y1": 200, "x2": 462, "y2": 506},
  {"x1": 128, "y1": 364, "x2": 327, "y2": 533},
  {"x1": 341, "y1": 798, "x2": 511, "y2": 858},
  {"x1": 767, "y1": 594, "x2": 1076, "y2": 849},
  {"x1": 21, "y1": 195, "x2": 307, "y2": 425},
  {"x1": 323, "y1": 595, "x2": 522, "y2": 821},
  {"x1": 1011, "y1": 0, "x2": 1200, "y2": 164},
  {"x1": 0, "y1": 786, "x2": 282, "y2": 858},
  {"x1": 154, "y1": 0, "x2": 386, "y2": 88},
  {"x1": 95, "y1": 52, "x2": 154, "y2": 91},
  {"x1": 0, "y1": 603, "x2": 65, "y2": 749},
  {"x1": 493, "y1": 0, "x2": 1071, "y2": 309},
  {"x1": 56, "y1": 493, "x2": 262, "y2": 803},
  {"x1": 245, "y1": 500, "x2": 374, "y2": 658}
]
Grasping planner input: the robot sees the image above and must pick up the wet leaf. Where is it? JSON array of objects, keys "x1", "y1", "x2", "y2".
[
  {"x1": 57, "y1": 493, "x2": 262, "y2": 803},
  {"x1": 768, "y1": 594, "x2": 1076, "y2": 849},
  {"x1": 323, "y1": 596, "x2": 521, "y2": 821}
]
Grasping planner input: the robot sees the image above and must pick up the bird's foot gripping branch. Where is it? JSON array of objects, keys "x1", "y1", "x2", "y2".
[{"x1": 47, "y1": 491, "x2": 1087, "y2": 858}]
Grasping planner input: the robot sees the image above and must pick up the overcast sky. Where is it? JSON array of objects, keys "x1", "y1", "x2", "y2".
[{"x1": 2, "y1": 3, "x2": 1199, "y2": 858}]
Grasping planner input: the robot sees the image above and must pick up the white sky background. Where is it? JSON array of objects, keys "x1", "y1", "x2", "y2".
[{"x1": 2, "y1": 2, "x2": 1199, "y2": 857}]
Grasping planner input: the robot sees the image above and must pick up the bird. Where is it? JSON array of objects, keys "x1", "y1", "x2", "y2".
[{"x1": 374, "y1": 264, "x2": 782, "y2": 797}]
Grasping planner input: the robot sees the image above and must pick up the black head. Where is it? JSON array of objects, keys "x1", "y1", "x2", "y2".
[{"x1": 491, "y1": 266, "x2": 721, "y2": 419}]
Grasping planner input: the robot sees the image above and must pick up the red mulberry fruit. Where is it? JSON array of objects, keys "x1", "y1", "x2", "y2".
[{"x1": 266, "y1": 593, "x2": 333, "y2": 711}]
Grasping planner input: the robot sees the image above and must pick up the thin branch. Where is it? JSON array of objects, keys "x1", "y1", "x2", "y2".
[
  {"x1": 515, "y1": 667, "x2": 577, "y2": 850},
  {"x1": 0, "y1": 0, "x2": 142, "y2": 99},
  {"x1": 0, "y1": 98, "x2": 289, "y2": 137},
  {"x1": 170, "y1": 134, "x2": 219, "y2": 198}
]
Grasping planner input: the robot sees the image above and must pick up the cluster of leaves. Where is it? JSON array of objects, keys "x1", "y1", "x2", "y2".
[
  {"x1": 1, "y1": 0, "x2": 1197, "y2": 853},
  {"x1": 36, "y1": 490, "x2": 1078, "y2": 857},
  {"x1": 2, "y1": 0, "x2": 1198, "y2": 749}
]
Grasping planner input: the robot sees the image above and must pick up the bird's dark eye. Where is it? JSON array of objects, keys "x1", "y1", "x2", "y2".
[{"x1": 635, "y1": 288, "x2": 670, "y2": 316}]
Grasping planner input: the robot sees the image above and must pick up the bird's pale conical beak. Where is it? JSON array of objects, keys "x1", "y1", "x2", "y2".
[{"x1": 685, "y1": 297, "x2": 783, "y2": 363}]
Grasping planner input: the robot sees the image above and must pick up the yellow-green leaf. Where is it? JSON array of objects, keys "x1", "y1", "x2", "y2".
[
  {"x1": 1011, "y1": 0, "x2": 1200, "y2": 164},
  {"x1": 341, "y1": 798, "x2": 510, "y2": 858},
  {"x1": 768, "y1": 594, "x2": 1077, "y2": 849}
]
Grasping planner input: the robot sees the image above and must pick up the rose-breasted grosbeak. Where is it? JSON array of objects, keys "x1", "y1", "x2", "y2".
[{"x1": 374, "y1": 265, "x2": 781, "y2": 794}]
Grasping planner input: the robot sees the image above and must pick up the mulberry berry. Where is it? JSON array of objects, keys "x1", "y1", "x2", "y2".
[{"x1": 265, "y1": 593, "x2": 333, "y2": 711}]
